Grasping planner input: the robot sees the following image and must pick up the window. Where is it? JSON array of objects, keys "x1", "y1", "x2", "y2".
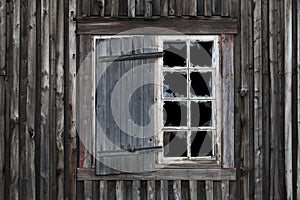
[
  {"x1": 156, "y1": 36, "x2": 221, "y2": 165},
  {"x1": 91, "y1": 34, "x2": 234, "y2": 176}
]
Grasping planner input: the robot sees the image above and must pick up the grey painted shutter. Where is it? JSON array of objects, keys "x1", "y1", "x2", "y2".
[{"x1": 95, "y1": 36, "x2": 160, "y2": 175}]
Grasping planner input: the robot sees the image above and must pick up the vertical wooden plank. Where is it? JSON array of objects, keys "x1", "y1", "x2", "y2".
[
  {"x1": 40, "y1": 0, "x2": 50, "y2": 198},
  {"x1": 221, "y1": 0, "x2": 229, "y2": 16},
  {"x1": 145, "y1": 0, "x2": 153, "y2": 17},
  {"x1": 136, "y1": 0, "x2": 144, "y2": 15},
  {"x1": 90, "y1": 0, "x2": 101, "y2": 16},
  {"x1": 189, "y1": 0, "x2": 197, "y2": 16},
  {"x1": 119, "y1": 0, "x2": 128, "y2": 16},
  {"x1": 107, "y1": 181, "x2": 116, "y2": 200},
  {"x1": 105, "y1": 0, "x2": 111, "y2": 16},
  {"x1": 100, "y1": 181, "x2": 108, "y2": 200},
  {"x1": 160, "y1": 181, "x2": 168, "y2": 200},
  {"x1": 168, "y1": 0, "x2": 175, "y2": 15},
  {"x1": 214, "y1": 181, "x2": 221, "y2": 200},
  {"x1": 128, "y1": 0, "x2": 135, "y2": 17},
  {"x1": 66, "y1": 0, "x2": 77, "y2": 198},
  {"x1": 197, "y1": 0, "x2": 204, "y2": 16},
  {"x1": 49, "y1": 0, "x2": 57, "y2": 199},
  {"x1": 261, "y1": 0, "x2": 270, "y2": 198},
  {"x1": 189, "y1": 181, "x2": 197, "y2": 200},
  {"x1": 284, "y1": 0, "x2": 293, "y2": 199},
  {"x1": 25, "y1": 0, "x2": 37, "y2": 199},
  {"x1": 253, "y1": 0, "x2": 263, "y2": 198},
  {"x1": 206, "y1": 181, "x2": 213, "y2": 200},
  {"x1": 297, "y1": 0, "x2": 300, "y2": 197},
  {"x1": 197, "y1": 181, "x2": 206, "y2": 200},
  {"x1": 222, "y1": 35, "x2": 234, "y2": 168},
  {"x1": 0, "y1": 0, "x2": 5, "y2": 76},
  {"x1": 152, "y1": 0, "x2": 160, "y2": 15},
  {"x1": 212, "y1": 0, "x2": 221, "y2": 16},
  {"x1": 116, "y1": 181, "x2": 125, "y2": 200},
  {"x1": 0, "y1": 78, "x2": 4, "y2": 199},
  {"x1": 180, "y1": 181, "x2": 190, "y2": 200},
  {"x1": 160, "y1": 0, "x2": 168, "y2": 16},
  {"x1": 111, "y1": 0, "x2": 119, "y2": 17},
  {"x1": 173, "y1": 181, "x2": 181, "y2": 200},
  {"x1": 175, "y1": 0, "x2": 182, "y2": 16},
  {"x1": 7, "y1": 0, "x2": 20, "y2": 199},
  {"x1": 132, "y1": 181, "x2": 141, "y2": 200},
  {"x1": 204, "y1": 0, "x2": 211, "y2": 16},
  {"x1": 81, "y1": 0, "x2": 90, "y2": 16},
  {"x1": 229, "y1": 181, "x2": 237, "y2": 200},
  {"x1": 147, "y1": 181, "x2": 156, "y2": 200},
  {"x1": 55, "y1": 0, "x2": 65, "y2": 199},
  {"x1": 221, "y1": 181, "x2": 229, "y2": 200}
]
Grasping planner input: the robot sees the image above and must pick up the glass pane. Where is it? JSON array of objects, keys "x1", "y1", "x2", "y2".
[
  {"x1": 163, "y1": 42, "x2": 187, "y2": 68},
  {"x1": 163, "y1": 101, "x2": 187, "y2": 127},
  {"x1": 191, "y1": 131, "x2": 212, "y2": 157},
  {"x1": 190, "y1": 101, "x2": 212, "y2": 127},
  {"x1": 190, "y1": 72, "x2": 212, "y2": 97},
  {"x1": 163, "y1": 72, "x2": 187, "y2": 98},
  {"x1": 190, "y1": 42, "x2": 212, "y2": 67},
  {"x1": 163, "y1": 131, "x2": 187, "y2": 157}
]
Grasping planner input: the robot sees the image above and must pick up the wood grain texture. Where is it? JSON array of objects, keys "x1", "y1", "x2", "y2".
[
  {"x1": 205, "y1": 181, "x2": 213, "y2": 200},
  {"x1": 145, "y1": 0, "x2": 153, "y2": 17},
  {"x1": 284, "y1": 0, "x2": 293, "y2": 199},
  {"x1": 160, "y1": 0, "x2": 168, "y2": 16},
  {"x1": 77, "y1": 18, "x2": 238, "y2": 35},
  {"x1": 189, "y1": 0, "x2": 197, "y2": 16},
  {"x1": 253, "y1": 0, "x2": 263, "y2": 198},
  {"x1": 204, "y1": 0, "x2": 212, "y2": 16},
  {"x1": 222, "y1": 35, "x2": 234, "y2": 168},
  {"x1": 0, "y1": 0, "x2": 5, "y2": 75},
  {"x1": 298, "y1": 0, "x2": 300, "y2": 197}
]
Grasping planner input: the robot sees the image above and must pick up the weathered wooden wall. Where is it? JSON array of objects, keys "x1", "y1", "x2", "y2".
[
  {"x1": 0, "y1": 0, "x2": 300, "y2": 199},
  {"x1": 0, "y1": 0, "x2": 76, "y2": 199}
]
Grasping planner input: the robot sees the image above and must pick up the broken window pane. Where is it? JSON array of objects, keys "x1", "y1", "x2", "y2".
[
  {"x1": 190, "y1": 101, "x2": 212, "y2": 127},
  {"x1": 190, "y1": 72, "x2": 212, "y2": 97},
  {"x1": 163, "y1": 131, "x2": 187, "y2": 157},
  {"x1": 163, "y1": 101, "x2": 187, "y2": 127},
  {"x1": 163, "y1": 42, "x2": 187, "y2": 68},
  {"x1": 163, "y1": 72, "x2": 187, "y2": 98},
  {"x1": 190, "y1": 42, "x2": 212, "y2": 67},
  {"x1": 191, "y1": 131, "x2": 212, "y2": 157}
]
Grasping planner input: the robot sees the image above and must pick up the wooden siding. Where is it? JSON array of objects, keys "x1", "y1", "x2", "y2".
[
  {"x1": 0, "y1": 0, "x2": 299, "y2": 200},
  {"x1": 0, "y1": 0, "x2": 76, "y2": 199}
]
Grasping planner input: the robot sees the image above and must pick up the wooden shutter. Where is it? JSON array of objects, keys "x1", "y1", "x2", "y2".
[{"x1": 95, "y1": 35, "x2": 161, "y2": 175}]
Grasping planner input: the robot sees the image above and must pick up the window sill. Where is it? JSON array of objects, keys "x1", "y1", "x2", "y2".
[{"x1": 77, "y1": 168, "x2": 236, "y2": 181}]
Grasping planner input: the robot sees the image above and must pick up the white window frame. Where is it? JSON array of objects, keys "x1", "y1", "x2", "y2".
[{"x1": 155, "y1": 35, "x2": 222, "y2": 166}]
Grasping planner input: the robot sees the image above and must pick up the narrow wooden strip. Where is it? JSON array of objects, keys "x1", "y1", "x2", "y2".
[
  {"x1": 77, "y1": 19, "x2": 238, "y2": 35},
  {"x1": 253, "y1": 0, "x2": 263, "y2": 198},
  {"x1": 222, "y1": 35, "x2": 234, "y2": 168},
  {"x1": 81, "y1": 0, "x2": 90, "y2": 16},
  {"x1": 175, "y1": 0, "x2": 182, "y2": 16},
  {"x1": 161, "y1": 181, "x2": 168, "y2": 200},
  {"x1": 161, "y1": 0, "x2": 168, "y2": 16},
  {"x1": 168, "y1": 0, "x2": 175, "y2": 15},
  {"x1": 221, "y1": 0, "x2": 229, "y2": 16},
  {"x1": 7, "y1": 0, "x2": 21, "y2": 198},
  {"x1": 107, "y1": 181, "x2": 116, "y2": 200},
  {"x1": 100, "y1": 181, "x2": 108, "y2": 200},
  {"x1": 221, "y1": 180, "x2": 229, "y2": 200},
  {"x1": 128, "y1": 0, "x2": 136, "y2": 17},
  {"x1": 173, "y1": 181, "x2": 181, "y2": 200},
  {"x1": 204, "y1": 0, "x2": 212, "y2": 16},
  {"x1": 77, "y1": 168, "x2": 236, "y2": 181},
  {"x1": 147, "y1": 180, "x2": 155, "y2": 200},
  {"x1": 136, "y1": 0, "x2": 144, "y2": 15},
  {"x1": 111, "y1": 0, "x2": 119, "y2": 17},
  {"x1": 98, "y1": 0, "x2": 105, "y2": 16},
  {"x1": 132, "y1": 181, "x2": 141, "y2": 200},
  {"x1": 189, "y1": 180, "x2": 197, "y2": 200},
  {"x1": 284, "y1": 0, "x2": 293, "y2": 199},
  {"x1": 65, "y1": 0, "x2": 77, "y2": 199},
  {"x1": 91, "y1": 0, "x2": 101, "y2": 16},
  {"x1": 0, "y1": 0, "x2": 6, "y2": 75},
  {"x1": 116, "y1": 181, "x2": 125, "y2": 200},
  {"x1": 189, "y1": 0, "x2": 197, "y2": 16},
  {"x1": 105, "y1": 0, "x2": 112, "y2": 16},
  {"x1": 197, "y1": 0, "x2": 204, "y2": 16},
  {"x1": 0, "y1": 77, "x2": 4, "y2": 199},
  {"x1": 145, "y1": 0, "x2": 153, "y2": 17},
  {"x1": 212, "y1": 0, "x2": 221, "y2": 16},
  {"x1": 152, "y1": 0, "x2": 160, "y2": 15},
  {"x1": 55, "y1": 0, "x2": 64, "y2": 199},
  {"x1": 205, "y1": 181, "x2": 213, "y2": 200},
  {"x1": 40, "y1": 0, "x2": 51, "y2": 199},
  {"x1": 25, "y1": 0, "x2": 37, "y2": 199},
  {"x1": 297, "y1": 0, "x2": 300, "y2": 197}
]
